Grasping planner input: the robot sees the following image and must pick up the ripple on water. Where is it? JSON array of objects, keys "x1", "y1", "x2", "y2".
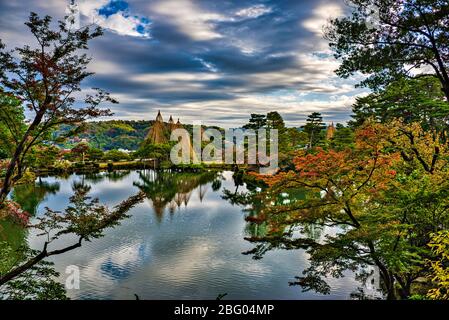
[{"x1": 19, "y1": 171, "x2": 375, "y2": 300}]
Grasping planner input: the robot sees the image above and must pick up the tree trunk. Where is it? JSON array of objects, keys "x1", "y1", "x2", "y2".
[
  {"x1": 367, "y1": 240, "x2": 397, "y2": 299},
  {"x1": 0, "y1": 237, "x2": 83, "y2": 286},
  {"x1": 443, "y1": 83, "x2": 449, "y2": 103},
  {"x1": 427, "y1": 34, "x2": 449, "y2": 102},
  {"x1": 379, "y1": 269, "x2": 397, "y2": 300},
  {"x1": 0, "y1": 112, "x2": 44, "y2": 204},
  {"x1": 398, "y1": 284, "x2": 411, "y2": 300},
  {"x1": 396, "y1": 276, "x2": 412, "y2": 300},
  {"x1": 386, "y1": 289, "x2": 397, "y2": 300},
  {"x1": 0, "y1": 143, "x2": 25, "y2": 203},
  {"x1": 0, "y1": 247, "x2": 47, "y2": 285},
  {"x1": 309, "y1": 131, "x2": 314, "y2": 149}
]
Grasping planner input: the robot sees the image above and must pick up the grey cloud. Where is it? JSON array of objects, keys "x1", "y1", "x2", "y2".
[{"x1": 0, "y1": 0, "x2": 362, "y2": 127}]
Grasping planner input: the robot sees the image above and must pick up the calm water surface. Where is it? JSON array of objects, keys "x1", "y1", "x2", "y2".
[{"x1": 9, "y1": 170, "x2": 379, "y2": 299}]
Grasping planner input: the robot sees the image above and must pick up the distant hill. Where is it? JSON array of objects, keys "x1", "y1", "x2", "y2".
[
  {"x1": 54, "y1": 120, "x2": 223, "y2": 151},
  {"x1": 55, "y1": 120, "x2": 153, "y2": 151}
]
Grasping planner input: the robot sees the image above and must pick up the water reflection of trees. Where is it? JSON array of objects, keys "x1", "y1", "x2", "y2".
[
  {"x1": 1, "y1": 180, "x2": 60, "y2": 291},
  {"x1": 0, "y1": 218, "x2": 27, "y2": 278},
  {"x1": 11, "y1": 180, "x2": 60, "y2": 216},
  {"x1": 222, "y1": 171, "x2": 382, "y2": 299},
  {"x1": 133, "y1": 170, "x2": 219, "y2": 221},
  {"x1": 81, "y1": 170, "x2": 131, "y2": 184},
  {"x1": 1, "y1": 182, "x2": 146, "y2": 299},
  {"x1": 221, "y1": 172, "x2": 270, "y2": 239}
]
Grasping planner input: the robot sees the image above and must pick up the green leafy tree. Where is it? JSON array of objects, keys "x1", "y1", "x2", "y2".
[
  {"x1": 243, "y1": 114, "x2": 267, "y2": 130},
  {"x1": 249, "y1": 120, "x2": 449, "y2": 299},
  {"x1": 0, "y1": 183, "x2": 145, "y2": 288},
  {"x1": 0, "y1": 92, "x2": 26, "y2": 160},
  {"x1": 265, "y1": 111, "x2": 293, "y2": 169},
  {"x1": 325, "y1": 0, "x2": 449, "y2": 100},
  {"x1": 427, "y1": 230, "x2": 449, "y2": 300},
  {"x1": 350, "y1": 77, "x2": 449, "y2": 133},
  {"x1": 25, "y1": 145, "x2": 60, "y2": 170},
  {"x1": 71, "y1": 142, "x2": 90, "y2": 163},
  {"x1": 301, "y1": 112, "x2": 326, "y2": 148},
  {"x1": 87, "y1": 147, "x2": 104, "y2": 161},
  {"x1": 135, "y1": 142, "x2": 172, "y2": 162},
  {"x1": 286, "y1": 127, "x2": 308, "y2": 150},
  {"x1": 0, "y1": 149, "x2": 7, "y2": 160},
  {"x1": 1, "y1": 251, "x2": 68, "y2": 300},
  {"x1": 330, "y1": 124, "x2": 355, "y2": 150},
  {"x1": 103, "y1": 149, "x2": 130, "y2": 162},
  {"x1": 0, "y1": 12, "x2": 117, "y2": 204},
  {"x1": 266, "y1": 111, "x2": 285, "y2": 132}
]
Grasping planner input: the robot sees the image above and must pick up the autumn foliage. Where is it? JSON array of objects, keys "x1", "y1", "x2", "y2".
[{"x1": 249, "y1": 120, "x2": 449, "y2": 299}]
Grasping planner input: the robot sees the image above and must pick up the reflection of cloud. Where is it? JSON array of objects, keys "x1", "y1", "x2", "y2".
[
  {"x1": 83, "y1": 241, "x2": 152, "y2": 284},
  {"x1": 151, "y1": 236, "x2": 274, "y2": 289},
  {"x1": 100, "y1": 258, "x2": 132, "y2": 279},
  {"x1": 23, "y1": 171, "x2": 375, "y2": 299},
  {"x1": 153, "y1": 241, "x2": 215, "y2": 283}
]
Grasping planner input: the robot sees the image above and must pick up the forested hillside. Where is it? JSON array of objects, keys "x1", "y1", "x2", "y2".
[
  {"x1": 54, "y1": 120, "x2": 221, "y2": 151},
  {"x1": 55, "y1": 120, "x2": 152, "y2": 151}
]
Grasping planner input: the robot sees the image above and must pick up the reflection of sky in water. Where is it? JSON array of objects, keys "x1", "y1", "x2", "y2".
[{"x1": 23, "y1": 170, "x2": 379, "y2": 300}]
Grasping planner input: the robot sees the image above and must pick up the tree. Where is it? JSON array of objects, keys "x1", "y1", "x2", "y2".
[
  {"x1": 135, "y1": 142, "x2": 172, "y2": 162},
  {"x1": 54, "y1": 120, "x2": 150, "y2": 151},
  {"x1": 248, "y1": 120, "x2": 449, "y2": 299},
  {"x1": 0, "y1": 183, "x2": 145, "y2": 287},
  {"x1": 103, "y1": 149, "x2": 130, "y2": 162},
  {"x1": 0, "y1": 91, "x2": 26, "y2": 160},
  {"x1": 26, "y1": 145, "x2": 60, "y2": 169},
  {"x1": 330, "y1": 124, "x2": 355, "y2": 150},
  {"x1": 87, "y1": 147, "x2": 104, "y2": 161},
  {"x1": 301, "y1": 112, "x2": 326, "y2": 148},
  {"x1": 427, "y1": 230, "x2": 449, "y2": 300},
  {"x1": 0, "y1": 149, "x2": 7, "y2": 161},
  {"x1": 71, "y1": 142, "x2": 90, "y2": 163},
  {"x1": 264, "y1": 111, "x2": 294, "y2": 169},
  {"x1": 349, "y1": 76, "x2": 449, "y2": 133},
  {"x1": 325, "y1": 0, "x2": 449, "y2": 101},
  {"x1": 286, "y1": 127, "x2": 308, "y2": 150},
  {"x1": 1, "y1": 255, "x2": 68, "y2": 300},
  {"x1": 266, "y1": 111, "x2": 285, "y2": 132},
  {"x1": 243, "y1": 114, "x2": 267, "y2": 130},
  {"x1": 0, "y1": 12, "x2": 117, "y2": 204}
]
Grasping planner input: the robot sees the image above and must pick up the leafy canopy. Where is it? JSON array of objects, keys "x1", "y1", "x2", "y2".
[{"x1": 325, "y1": 0, "x2": 449, "y2": 100}]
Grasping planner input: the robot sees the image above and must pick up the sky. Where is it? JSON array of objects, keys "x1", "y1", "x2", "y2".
[{"x1": 0, "y1": 0, "x2": 368, "y2": 128}]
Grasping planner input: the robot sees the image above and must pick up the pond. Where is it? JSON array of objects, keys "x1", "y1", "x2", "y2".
[{"x1": 4, "y1": 170, "x2": 381, "y2": 299}]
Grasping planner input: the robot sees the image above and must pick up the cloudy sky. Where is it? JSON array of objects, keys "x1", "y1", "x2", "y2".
[{"x1": 0, "y1": 0, "x2": 367, "y2": 127}]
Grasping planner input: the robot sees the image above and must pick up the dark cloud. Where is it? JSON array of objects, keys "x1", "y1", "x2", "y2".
[{"x1": 0, "y1": 0, "x2": 364, "y2": 127}]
